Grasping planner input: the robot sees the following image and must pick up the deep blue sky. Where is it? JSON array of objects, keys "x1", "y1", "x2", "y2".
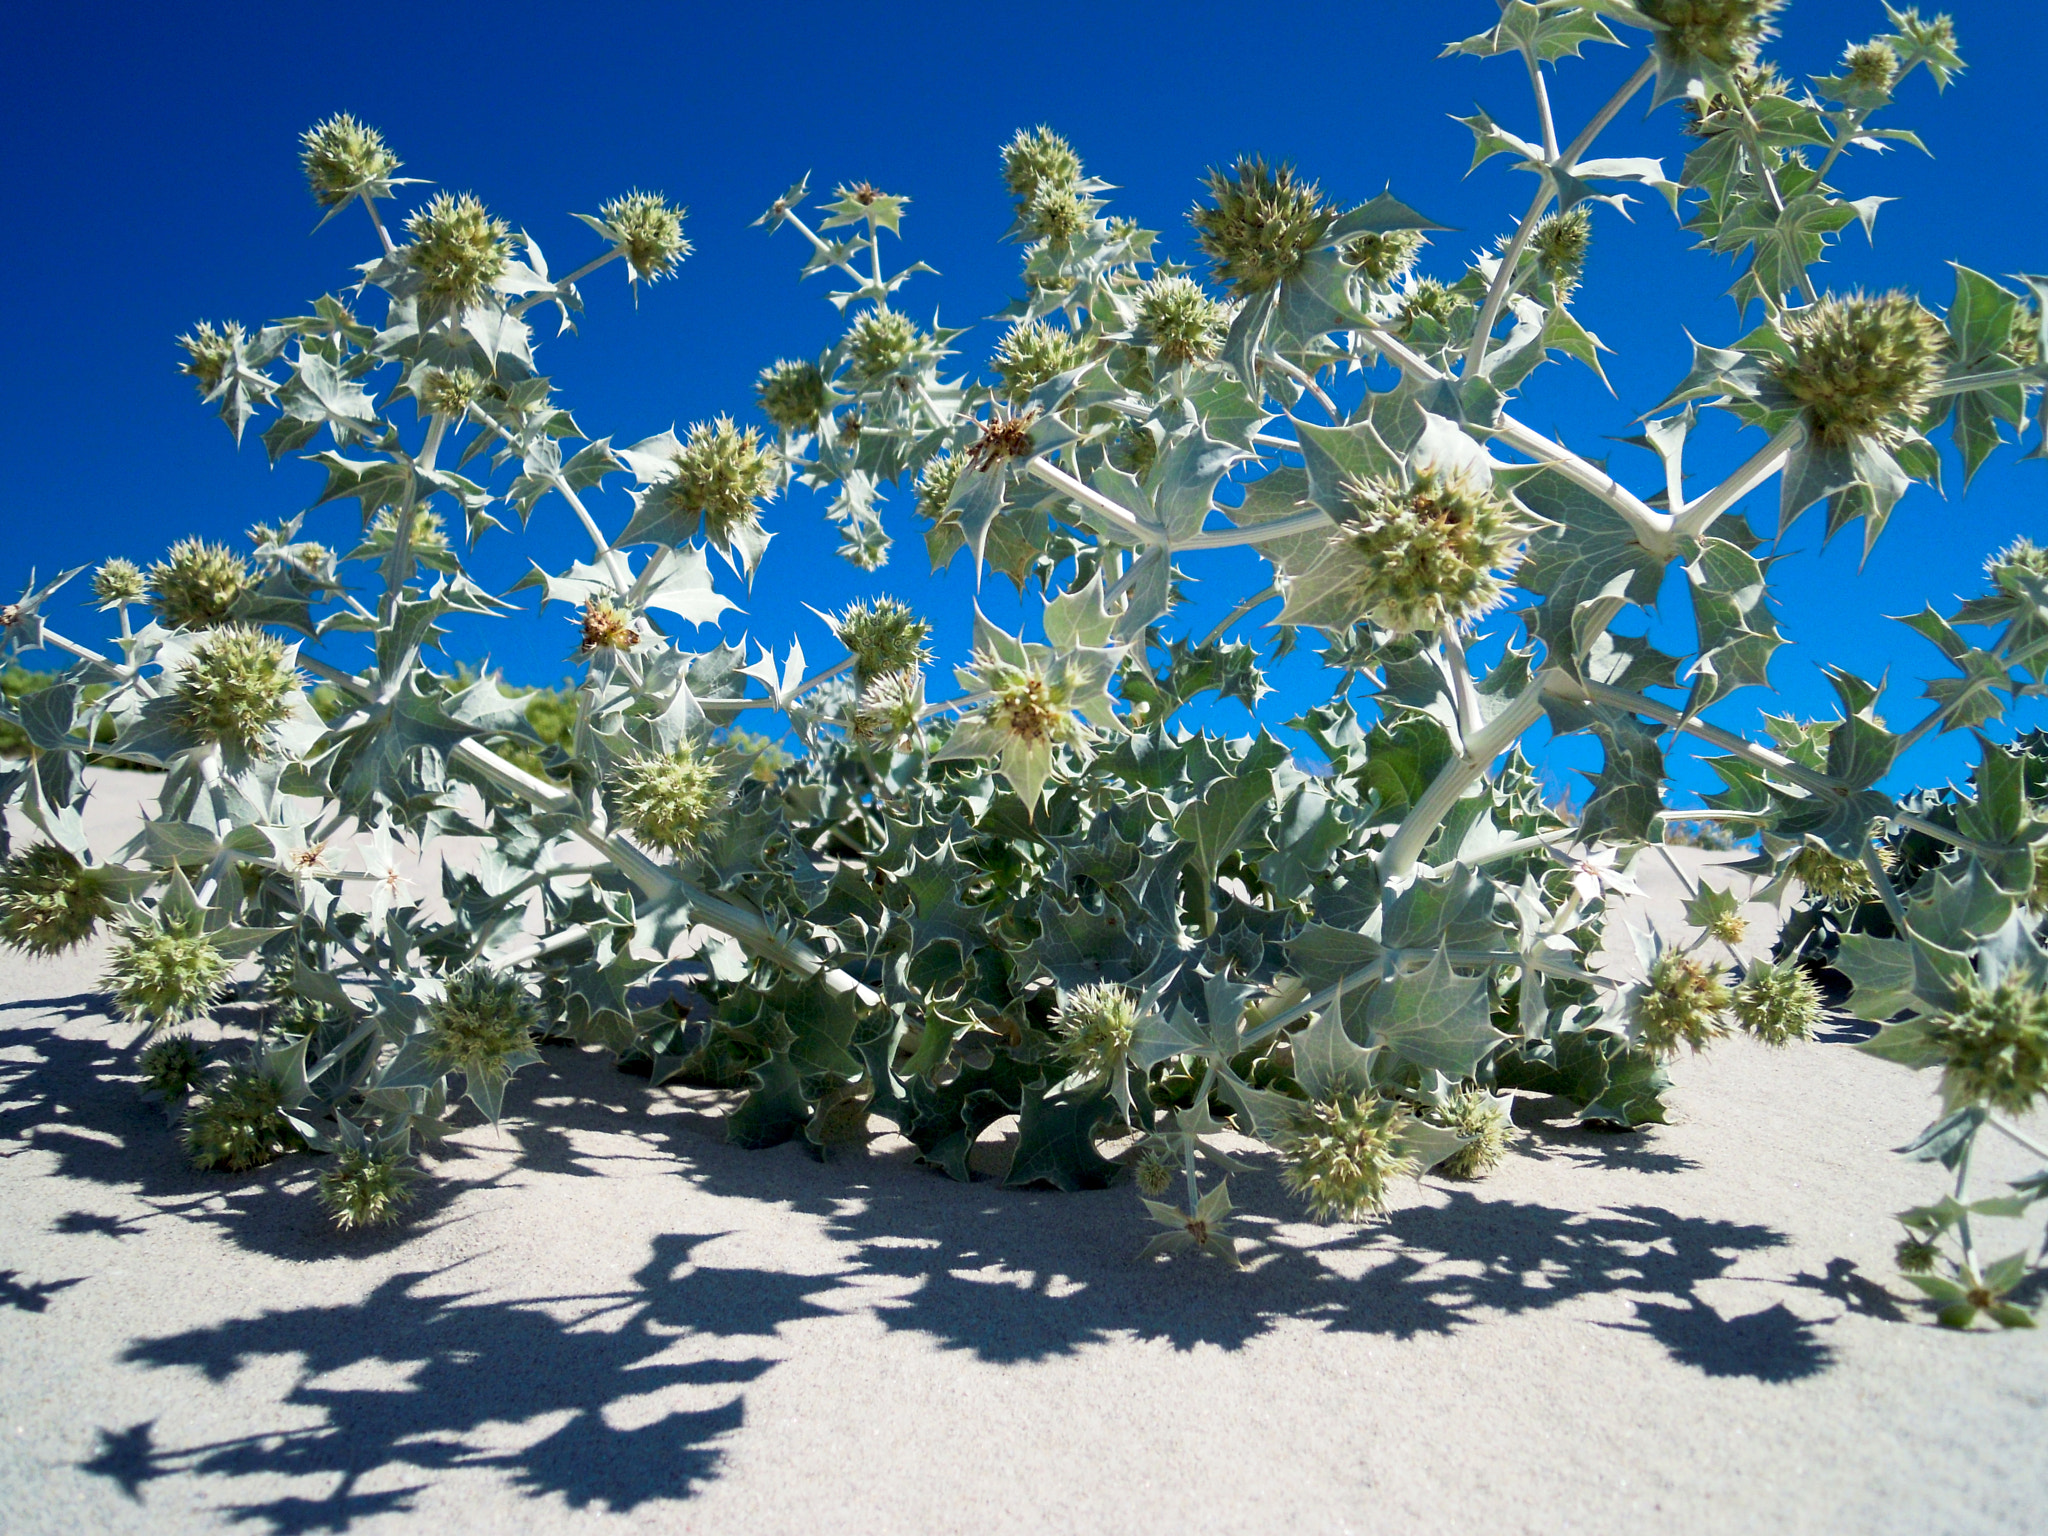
[{"x1": 4, "y1": 1, "x2": 2043, "y2": 804}]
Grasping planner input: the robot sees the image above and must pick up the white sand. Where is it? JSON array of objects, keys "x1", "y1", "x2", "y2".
[{"x1": 1, "y1": 772, "x2": 2042, "y2": 1534}]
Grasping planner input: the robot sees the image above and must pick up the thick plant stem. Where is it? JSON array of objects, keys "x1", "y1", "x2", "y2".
[
  {"x1": 1561, "y1": 56, "x2": 1655, "y2": 166},
  {"x1": 1862, "y1": 840, "x2": 1910, "y2": 932},
  {"x1": 1201, "y1": 586, "x2": 1278, "y2": 647},
  {"x1": 1381, "y1": 669, "x2": 1551, "y2": 879},
  {"x1": 1674, "y1": 421, "x2": 1805, "y2": 538},
  {"x1": 1467, "y1": 184, "x2": 1553, "y2": 378}
]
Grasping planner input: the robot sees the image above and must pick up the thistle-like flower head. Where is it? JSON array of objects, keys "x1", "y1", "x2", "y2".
[
  {"x1": 832, "y1": 597, "x2": 932, "y2": 685},
  {"x1": 1895, "y1": 1236, "x2": 1940, "y2": 1275},
  {"x1": 1843, "y1": 39, "x2": 1901, "y2": 94},
  {"x1": 993, "y1": 318, "x2": 1087, "y2": 399},
  {"x1": 300, "y1": 114, "x2": 400, "y2": 209},
  {"x1": 1132, "y1": 274, "x2": 1230, "y2": 367},
  {"x1": 1788, "y1": 844, "x2": 1877, "y2": 908},
  {"x1": 1132, "y1": 1144, "x2": 1176, "y2": 1199},
  {"x1": 1394, "y1": 277, "x2": 1471, "y2": 339},
  {"x1": 368, "y1": 505, "x2": 451, "y2": 557},
  {"x1": 137, "y1": 1033, "x2": 208, "y2": 1102},
  {"x1": 318, "y1": 1147, "x2": 418, "y2": 1231},
  {"x1": 1278, "y1": 1093, "x2": 1418, "y2": 1222},
  {"x1": 149, "y1": 538, "x2": 249, "y2": 629},
  {"x1": 1634, "y1": 952, "x2": 1734, "y2": 1056},
  {"x1": 105, "y1": 919, "x2": 230, "y2": 1024},
  {"x1": 1987, "y1": 537, "x2": 2048, "y2": 591},
  {"x1": 1526, "y1": 205, "x2": 1592, "y2": 295},
  {"x1": 612, "y1": 746, "x2": 727, "y2": 857},
  {"x1": 1768, "y1": 291, "x2": 1949, "y2": 449},
  {"x1": 577, "y1": 597, "x2": 641, "y2": 655},
  {"x1": 1638, "y1": 0, "x2": 1784, "y2": 71},
  {"x1": 404, "y1": 191, "x2": 511, "y2": 309},
  {"x1": 1734, "y1": 959, "x2": 1823, "y2": 1046},
  {"x1": 964, "y1": 412, "x2": 1039, "y2": 473},
  {"x1": 1053, "y1": 982, "x2": 1141, "y2": 1077},
  {"x1": 1190, "y1": 157, "x2": 1335, "y2": 296},
  {"x1": 417, "y1": 366, "x2": 487, "y2": 418},
  {"x1": 596, "y1": 189, "x2": 690, "y2": 282},
  {"x1": 184, "y1": 1067, "x2": 302, "y2": 1171},
  {"x1": 176, "y1": 321, "x2": 242, "y2": 396},
  {"x1": 757, "y1": 358, "x2": 829, "y2": 434},
  {"x1": 1022, "y1": 183, "x2": 1092, "y2": 247},
  {"x1": 92, "y1": 558, "x2": 147, "y2": 609},
  {"x1": 853, "y1": 667, "x2": 927, "y2": 745},
  {"x1": 1683, "y1": 62, "x2": 1790, "y2": 136},
  {"x1": 664, "y1": 417, "x2": 776, "y2": 545},
  {"x1": 1343, "y1": 228, "x2": 1426, "y2": 287},
  {"x1": 1928, "y1": 975, "x2": 2048, "y2": 1115},
  {"x1": 914, "y1": 453, "x2": 962, "y2": 521},
  {"x1": 1001, "y1": 126, "x2": 1083, "y2": 204},
  {"x1": 427, "y1": 970, "x2": 540, "y2": 1078},
  {"x1": 1435, "y1": 1087, "x2": 1519, "y2": 1180},
  {"x1": 0, "y1": 844, "x2": 115, "y2": 957},
  {"x1": 173, "y1": 625, "x2": 304, "y2": 755},
  {"x1": 842, "y1": 308, "x2": 923, "y2": 387}
]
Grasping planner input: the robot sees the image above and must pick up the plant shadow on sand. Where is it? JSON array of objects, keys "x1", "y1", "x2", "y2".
[{"x1": 16, "y1": 1013, "x2": 1877, "y2": 1530}]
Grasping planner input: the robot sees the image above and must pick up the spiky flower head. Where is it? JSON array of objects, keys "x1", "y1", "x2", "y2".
[
  {"x1": 1132, "y1": 1143, "x2": 1176, "y2": 1199},
  {"x1": 427, "y1": 969, "x2": 540, "y2": 1078},
  {"x1": 1132, "y1": 274, "x2": 1230, "y2": 367},
  {"x1": 1635, "y1": 952, "x2": 1734, "y2": 1056},
  {"x1": 92, "y1": 559, "x2": 146, "y2": 608},
  {"x1": 596, "y1": 190, "x2": 690, "y2": 282},
  {"x1": 1638, "y1": 0, "x2": 1784, "y2": 71},
  {"x1": 1768, "y1": 291, "x2": 1949, "y2": 449},
  {"x1": 1895, "y1": 1236, "x2": 1940, "y2": 1275},
  {"x1": 369, "y1": 505, "x2": 450, "y2": 557},
  {"x1": 833, "y1": 597, "x2": 932, "y2": 685},
  {"x1": 978, "y1": 649, "x2": 1088, "y2": 750},
  {"x1": 993, "y1": 318, "x2": 1087, "y2": 399},
  {"x1": 0, "y1": 844, "x2": 116, "y2": 957},
  {"x1": 176, "y1": 321, "x2": 242, "y2": 396},
  {"x1": 612, "y1": 746, "x2": 727, "y2": 857},
  {"x1": 1053, "y1": 982, "x2": 1141, "y2": 1077},
  {"x1": 106, "y1": 919, "x2": 230, "y2": 1025},
  {"x1": 1435, "y1": 1087, "x2": 1518, "y2": 1180},
  {"x1": 853, "y1": 667, "x2": 926, "y2": 745},
  {"x1": 149, "y1": 538, "x2": 248, "y2": 629},
  {"x1": 665, "y1": 417, "x2": 776, "y2": 545},
  {"x1": 914, "y1": 453, "x2": 962, "y2": 521},
  {"x1": 1987, "y1": 537, "x2": 2048, "y2": 590},
  {"x1": 174, "y1": 626, "x2": 303, "y2": 755},
  {"x1": 843, "y1": 308, "x2": 923, "y2": 387},
  {"x1": 964, "y1": 412, "x2": 1039, "y2": 472},
  {"x1": 1279, "y1": 1093, "x2": 1417, "y2": 1222},
  {"x1": 184, "y1": 1067, "x2": 302, "y2": 1172},
  {"x1": 1001, "y1": 126, "x2": 1083, "y2": 203},
  {"x1": 1022, "y1": 183, "x2": 1092, "y2": 247},
  {"x1": 1927, "y1": 975, "x2": 2048, "y2": 1115},
  {"x1": 1315, "y1": 466, "x2": 1529, "y2": 633},
  {"x1": 137, "y1": 1033, "x2": 208, "y2": 1102},
  {"x1": 1683, "y1": 61, "x2": 1790, "y2": 136},
  {"x1": 404, "y1": 192, "x2": 511, "y2": 309},
  {"x1": 1734, "y1": 959, "x2": 1823, "y2": 1047},
  {"x1": 1789, "y1": 844, "x2": 1877, "y2": 908},
  {"x1": 300, "y1": 114, "x2": 400, "y2": 208},
  {"x1": 1190, "y1": 157, "x2": 1335, "y2": 296},
  {"x1": 1343, "y1": 228, "x2": 1426, "y2": 287},
  {"x1": 1704, "y1": 907, "x2": 1749, "y2": 948},
  {"x1": 1844, "y1": 39, "x2": 1901, "y2": 93},
  {"x1": 318, "y1": 1147, "x2": 418, "y2": 1231},
  {"x1": 1527, "y1": 205, "x2": 1592, "y2": 295},
  {"x1": 757, "y1": 358, "x2": 829, "y2": 434},
  {"x1": 417, "y1": 366, "x2": 487, "y2": 417},
  {"x1": 577, "y1": 597, "x2": 640, "y2": 655},
  {"x1": 1395, "y1": 278, "x2": 1471, "y2": 339}
]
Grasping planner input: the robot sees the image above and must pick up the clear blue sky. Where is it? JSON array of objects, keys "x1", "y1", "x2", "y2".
[{"x1": 5, "y1": 1, "x2": 2043, "y2": 803}]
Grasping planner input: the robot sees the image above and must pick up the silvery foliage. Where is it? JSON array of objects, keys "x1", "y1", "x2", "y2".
[{"x1": 1, "y1": 1, "x2": 2043, "y2": 1318}]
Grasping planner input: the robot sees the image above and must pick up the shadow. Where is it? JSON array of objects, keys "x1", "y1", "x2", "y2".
[
  {"x1": 1789, "y1": 1257, "x2": 1912, "y2": 1324},
  {"x1": 1619, "y1": 1300, "x2": 1834, "y2": 1380},
  {"x1": 53, "y1": 1209, "x2": 150, "y2": 1239},
  {"x1": 1812, "y1": 1009, "x2": 1880, "y2": 1045},
  {"x1": 0, "y1": 1269, "x2": 84, "y2": 1312},
  {"x1": 90, "y1": 1234, "x2": 831, "y2": 1531}
]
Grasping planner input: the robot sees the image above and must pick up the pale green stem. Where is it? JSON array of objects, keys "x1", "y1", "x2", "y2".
[
  {"x1": 1931, "y1": 367, "x2": 2042, "y2": 398},
  {"x1": 1466, "y1": 183, "x2": 1554, "y2": 379},
  {"x1": 1568, "y1": 675, "x2": 1843, "y2": 797},
  {"x1": 1560, "y1": 56, "x2": 1656, "y2": 166},
  {"x1": 1201, "y1": 586, "x2": 1279, "y2": 647},
  {"x1": 357, "y1": 189, "x2": 396, "y2": 257},
  {"x1": 1184, "y1": 511, "x2": 1332, "y2": 550},
  {"x1": 1525, "y1": 45, "x2": 1560, "y2": 163},
  {"x1": 1861, "y1": 839, "x2": 1910, "y2": 931},
  {"x1": 1490, "y1": 416, "x2": 1672, "y2": 549},
  {"x1": 467, "y1": 406, "x2": 632, "y2": 587},
  {"x1": 720, "y1": 655, "x2": 856, "y2": 713},
  {"x1": 511, "y1": 249, "x2": 623, "y2": 317},
  {"x1": 1987, "y1": 1114, "x2": 2048, "y2": 1161},
  {"x1": 1734, "y1": 101, "x2": 1820, "y2": 306},
  {"x1": 1265, "y1": 354, "x2": 1340, "y2": 420},
  {"x1": 1381, "y1": 669, "x2": 1552, "y2": 879},
  {"x1": 1440, "y1": 624, "x2": 1483, "y2": 745},
  {"x1": 775, "y1": 208, "x2": 874, "y2": 290},
  {"x1": 1674, "y1": 421, "x2": 1805, "y2": 539},
  {"x1": 1026, "y1": 456, "x2": 1154, "y2": 545}
]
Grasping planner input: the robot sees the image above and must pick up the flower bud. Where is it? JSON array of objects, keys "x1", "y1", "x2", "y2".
[
  {"x1": 596, "y1": 190, "x2": 690, "y2": 283},
  {"x1": 1190, "y1": 157, "x2": 1334, "y2": 297},
  {"x1": 1434, "y1": 1087, "x2": 1518, "y2": 1179},
  {"x1": 92, "y1": 558, "x2": 147, "y2": 609},
  {"x1": 1634, "y1": 952, "x2": 1734, "y2": 1057},
  {"x1": 1987, "y1": 537, "x2": 2048, "y2": 591},
  {"x1": 914, "y1": 453, "x2": 962, "y2": 521},
  {"x1": 1843, "y1": 39, "x2": 1900, "y2": 93},
  {"x1": 149, "y1": 538, "x2": 249, "y2": 630},
  {"x1": 176, "y1": 321, "x2": 242, "y2": 396},
  {"x1": 1639, "y1": 0, "x2": 1784, "y2": 71},
  {"x1": 662, "y1": 417, "x2": 776, "y2": 546},
  {"x1": 612, "y1": 746, "x2": 727, "y2": 857},
  {"x1": 1928, "y1": 976, "x2": 2048, "y2": 1115},
  {"x1": 318, "y1": 1146, "x2": 418, "y2": 1231},
  {"x1": 300, "y1": 114, "x2": 400, "y2": 209},
  {"x1": 174, "y1": 625, "x2": 304, "y2": 755},
  {"x1": 1734, "y1": 959, "x2": 1823, "y2": 1046},
  {"x1": 106, "y1": 920, "x2": 230, "y2": 1024},
  {"x1": 1324, "y1": 466, "x2": 1530, "y2": 633},
  {"x1": 1053, "y1": 982, "x2": 1141, "y2": 1077},
  {"x1": 1022, "y1": 184, "x2": 1091, "y2": 247},
  {"x1": 184, "y1": 1068, "x2": 302, "y2": 1171},
  {"x1": 0, "y1": 844, "x2": 115, "y2": 956},
  {"x1": 1788, "y1": 844, "x2": 1877, "y2": 908},
  {"x1": 993, "y1": 318, "x2": 1087, "y2": 399},
  {"x1": 1394, "y1": 278, "x2": 1471, "y2": 340},
  {"x1": 1278, "y1": 1092, "x2": 1417, "y2": 1222},
  {"x1": 842, "y1": 309, "x2": 923, "y2": 387},
  {"x1": 757, "y1": 359, "x2": 829, "y2": 434},
  {"x1": 1527, "y1": 205, "x2": 1591, "y2": 294},
  {"x1": 1132, "y1": 1144, "x2": 1176, "y2": 1198},
  {"x1": 1768, "y1": 291, "x2": 1949, "y2": 449},
  {"x1": 138, "y1": 1033, "x2": 208, "y2": 1101},
  {"x1": 1342, "y1": 228, "x2": 1426, "y2": 287},
  {"x1": 369, "y1": 505, "x2": 451, "y2": 558},
  {"x1": 1001, "y1": 126, "x2": 1083, "y2": 204},
  {"x1": 417, "y1": 367, "x2": 487, "y2": 418},
  {"x1": 1894, "y1": 1236, "x2": 1940, "y2": 1275},
  {"x1": 833, "y1": 597, "x2": 932, "y2": 685},
  {"x1": 404, "y1": 192, "x2": 511, "y2": 309},
  {"x1": 853, "y1": 667, "x2": 926, "y2": 744},
  {"x1": 1132, "y1": 274, "x2": 1230, "y2": 367},
  {"x1": 1683, "y1": 62, "x2": 1789, "y2": 137},
  {"x1": 427, "y1": 970, "x2": 540, "y2": 1078}
]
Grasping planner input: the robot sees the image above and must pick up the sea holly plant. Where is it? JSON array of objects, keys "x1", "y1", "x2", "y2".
[{"x1": 1, "y1": 5, "x2": 2043, "y2": 1319}]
